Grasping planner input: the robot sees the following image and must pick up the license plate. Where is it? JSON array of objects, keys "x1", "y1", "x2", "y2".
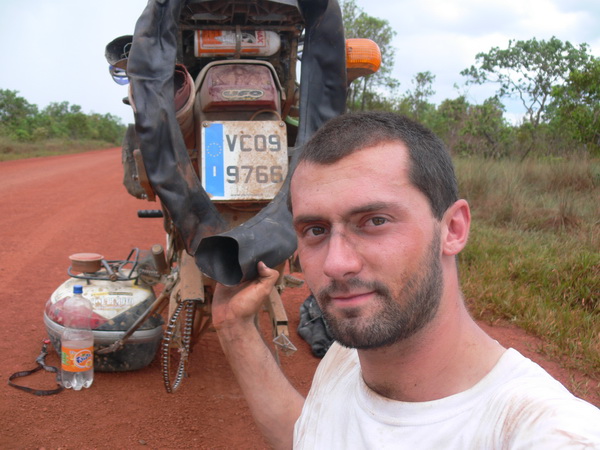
[{"x1": 201, "y1": 121, "x2": 288, "y2": 201}]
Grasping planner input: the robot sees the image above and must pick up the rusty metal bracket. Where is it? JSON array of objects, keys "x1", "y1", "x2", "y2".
[{"x1": 133, "y1": 148, "x2": 156, "y2": 201}]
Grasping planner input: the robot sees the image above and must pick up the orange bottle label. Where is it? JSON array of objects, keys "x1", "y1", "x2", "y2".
[{"x1": 61, "y1": 346, "x2": 93, "y2": 372}]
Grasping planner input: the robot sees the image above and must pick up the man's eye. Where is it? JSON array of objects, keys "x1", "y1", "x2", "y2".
[
  {"x1": 307, "y1": 226, "x2": 326, "y2": 236},
  {"x1": 370, "y1": 217, "x2": 387, "y2": 226}
]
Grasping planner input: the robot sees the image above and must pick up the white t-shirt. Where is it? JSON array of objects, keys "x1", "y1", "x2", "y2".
[{"x1": 294, "y1": 342, "x2": 600, "y2": 449}]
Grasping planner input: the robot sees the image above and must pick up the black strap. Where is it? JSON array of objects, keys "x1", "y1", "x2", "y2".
[{"x1": 8, "y1": 340, "x2": 64, "y2": 396}]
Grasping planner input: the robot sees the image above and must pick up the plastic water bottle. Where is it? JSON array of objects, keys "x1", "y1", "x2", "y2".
[{"x1": 61, "y1": 285, "x2": 94, "y2": 390}]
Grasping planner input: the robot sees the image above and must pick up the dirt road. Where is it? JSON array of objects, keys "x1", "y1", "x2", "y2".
[{"x1": 0, "y1": 148, "x2": 597, "y2": 449}]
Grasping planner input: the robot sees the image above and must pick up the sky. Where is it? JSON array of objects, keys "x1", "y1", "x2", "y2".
[{"x1": 0, "y1": 0, "x2": 598, "y2": 125}]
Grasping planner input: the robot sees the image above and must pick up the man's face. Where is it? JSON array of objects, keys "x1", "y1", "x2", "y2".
[{"x1": 290, "y1": 143, "x2": 444, "y2": 349}]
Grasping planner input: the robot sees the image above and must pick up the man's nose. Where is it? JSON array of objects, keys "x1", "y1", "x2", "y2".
[{"x1": 322, "y1": 231, "x2": 362, "y2": 280}]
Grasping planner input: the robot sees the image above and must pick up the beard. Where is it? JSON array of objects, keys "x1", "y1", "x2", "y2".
[{"x1": 315, "y1": 228, "x2": 443, "y2": 350}]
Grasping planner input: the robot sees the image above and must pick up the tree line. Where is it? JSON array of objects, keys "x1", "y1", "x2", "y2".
[
  {"x1": 342, "y1": 0, "x2": 599, "y2": 159},
  {"x1": 0, "y1": 89, "x2": 125, "y2": 145}
]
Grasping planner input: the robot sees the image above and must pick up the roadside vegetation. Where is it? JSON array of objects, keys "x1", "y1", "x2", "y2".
[
  {"x1": 457, "y1": 156, "x2": 599, "y2": 379},
  {"x1": 0, "y1": 89, "x2": 125, "y2": 161}
]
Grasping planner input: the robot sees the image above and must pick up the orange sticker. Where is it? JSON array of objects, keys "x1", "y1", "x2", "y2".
[{"x1": 61, "y1": 346, "x2": 93, "y2": 372}]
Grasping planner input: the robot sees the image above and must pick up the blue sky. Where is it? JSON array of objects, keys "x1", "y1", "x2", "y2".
[{"x1": 0, "y1": 0, "x2": 598, "y2": 125}]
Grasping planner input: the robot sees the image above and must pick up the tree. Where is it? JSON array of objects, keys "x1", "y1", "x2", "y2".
[
  {"x1": 402, "y1": 71, "x2": 436, "y2": 121},
  {"x1": 0, "y1": 91, "x2": 125, "y2": 144},
  {"x1": 462, "y1": 97, "x2": 511, "y2": 158},
  {"x1": 548, "y1": 58, "x2": 600, "y2": 154},
  {"x1": 431, "y1": 96, "x2": 469, "y2": 149},
  {"x1": 341, "y1": 0, "x2": 399, "y2": 111},
  {"x1": 461, "y1": 37, "x2": 593, "y2": 157},
  {"x1": 38, "y1": 101, "x2": 72, "y2": 138},
  {"x1": 427, "y1": 95, "x2": 512, "y2": 158},
  {"x1": 0, "y1": 89, "x2": 38, "y2": 139}
]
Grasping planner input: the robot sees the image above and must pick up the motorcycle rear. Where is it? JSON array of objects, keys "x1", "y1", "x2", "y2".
[{"x1": 104, "y1": 0, "x2": 381, "y2": 392}]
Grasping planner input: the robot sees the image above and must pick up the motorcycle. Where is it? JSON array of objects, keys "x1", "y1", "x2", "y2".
[{"x1": 103, "y1": 0, "x2": 381, "y2": 392}]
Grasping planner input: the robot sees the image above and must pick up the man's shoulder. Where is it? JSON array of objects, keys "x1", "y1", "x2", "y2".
[
  {"x1": 474, "y1": 348, "x2": 600, "y2": 446},
  {"x1": 483, "y1": 348, "x2": 595, "y2": 411},
  {"x1": 497, "y1": 348, "x2": 590, "y2": 394}
]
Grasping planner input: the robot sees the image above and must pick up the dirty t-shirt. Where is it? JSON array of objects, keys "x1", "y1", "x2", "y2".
[{"x1": 293, "y1": 343, "x2": 600, "y2": 449}]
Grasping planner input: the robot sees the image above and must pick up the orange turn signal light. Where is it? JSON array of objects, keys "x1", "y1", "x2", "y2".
[{"x1": 346, "y1": 38, "x2": 382, "y2": 82}]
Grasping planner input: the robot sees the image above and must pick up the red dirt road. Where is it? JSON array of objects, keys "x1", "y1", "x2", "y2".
[{"x1": 0, "y1": 148, "x2": 597, "y2": 449}]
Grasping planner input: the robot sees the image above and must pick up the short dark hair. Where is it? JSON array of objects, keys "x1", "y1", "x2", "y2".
[{"x1": 295, "y1": 111, "x2": 458, "y2": 220}]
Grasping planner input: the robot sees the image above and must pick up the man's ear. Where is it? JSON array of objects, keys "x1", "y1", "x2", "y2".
[{"x1": 441, "y1": 199, "x2": 471, "y2": 256}]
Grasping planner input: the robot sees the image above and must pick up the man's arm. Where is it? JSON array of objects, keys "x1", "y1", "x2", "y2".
[{"x1": 212, "y1": 262, "x2": 305, "y2": 449}]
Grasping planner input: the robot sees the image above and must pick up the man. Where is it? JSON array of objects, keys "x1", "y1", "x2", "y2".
[{"x1": 212, "y1": 111, "x2": 600, "y2": 449}]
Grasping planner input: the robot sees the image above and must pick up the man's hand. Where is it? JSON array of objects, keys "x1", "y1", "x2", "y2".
[
  {"x1": 212, "y1": 261, "x2": 304, "y2": 449},
  {"x1": 212, "y1": 261, "x2": 280, "y2": 332}
]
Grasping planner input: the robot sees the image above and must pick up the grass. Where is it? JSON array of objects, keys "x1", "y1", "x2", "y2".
[
  {"x1": 0, "y1": 137, "x2": 118, "y2": 161},
  {"x1": 456, "y1": 155, "x2": 600, "y2": 378}
]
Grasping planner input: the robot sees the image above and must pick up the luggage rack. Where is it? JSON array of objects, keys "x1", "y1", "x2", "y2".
[{"x1": 67, "y1": 248, "x2": 142, "y2": 282}]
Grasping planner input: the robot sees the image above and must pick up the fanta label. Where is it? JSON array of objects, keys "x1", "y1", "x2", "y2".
[{"x1": 61, "y1": 346, "x2": 93, "y2": 372}]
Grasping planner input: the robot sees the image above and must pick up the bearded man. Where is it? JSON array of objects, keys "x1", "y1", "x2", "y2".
[{"x1": 212, "y1": 111, "x2": 600, "y2": 449}]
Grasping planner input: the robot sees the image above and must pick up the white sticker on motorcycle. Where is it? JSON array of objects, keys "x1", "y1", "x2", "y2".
[{"x1": 201, "y1": 121, "x2": 288, "y2": 201}]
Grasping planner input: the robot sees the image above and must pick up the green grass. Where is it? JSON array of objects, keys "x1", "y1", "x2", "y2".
[
  {"x1": 0, "y1": 137, "x2": 117, "y2": 161},
  {"x1": 457, "y1": 156, "x2": 600, "y2": 378}
]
